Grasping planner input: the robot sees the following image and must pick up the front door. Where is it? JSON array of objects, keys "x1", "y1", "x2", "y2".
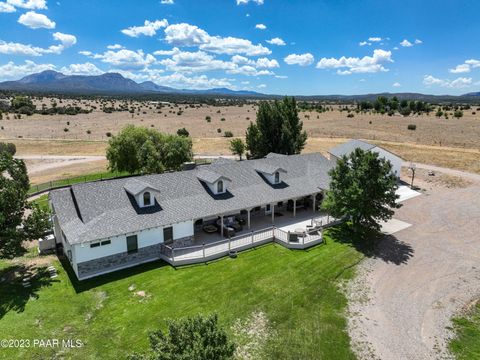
[{"x1": 163, "y1": 226, "x2": 173, "y2": 245}]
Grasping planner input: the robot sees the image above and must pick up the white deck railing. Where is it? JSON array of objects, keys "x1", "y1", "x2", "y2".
[{"x1": 159, "y1": 215, "x2": 342, "y2": 266}]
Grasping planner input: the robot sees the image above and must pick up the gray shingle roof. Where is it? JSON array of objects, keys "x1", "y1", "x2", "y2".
[
  {"x1": 50, "y1": 152, "x2": 334, "y2": 245},
  {"x1": 123, "y1": 178, "x2": 159, "y2": 195},
  {"x1": 328, "y1": 139, "x2": 376, "y2": 158},
  {"x1": 254, "y1": 162, "x2": 287, "y2": 175},
  {"x1": 196, "y1": 168, "x2": 231, "y2": 184}
]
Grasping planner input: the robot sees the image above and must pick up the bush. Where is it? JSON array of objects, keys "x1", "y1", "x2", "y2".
[
  {"x1": 346, "y1": 113, "x2": 354, "y2": 118},
  {"x1": 407, "y1": 124, "x2": 417, "y2": 131},
  {"x1": 63, "y1": 128, "x2": 69, "y2": 132},
  {"x1": 176, "y1": 128, "x2": 189, "y2": 137},
  {"x1": 217, "y1": 128, "x2": 222, "y2": 133},
  {"x1": 86, "y1": 130, "x2": 91, "y2": 135},
  {"x1": 106, "y1": 132, "x2": 112, "y2": 137},
  {"x1": 454, "y1": 110, "x2": 463, "y2": 119},
  {"x1": 205, "y1": 116, "x2": 211, "y2": 122},
  {"x1": 224, "y1": 131, "x2": 233, "y2": 138},
  {"x1": 221, "y1": 117, "x2": 226, "y2": 121}
]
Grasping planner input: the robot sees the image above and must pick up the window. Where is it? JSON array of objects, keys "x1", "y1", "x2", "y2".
[
  {"x1": 143, "y1": 191, "x2": 152, "y2": 206},
  {"x1": 163, "y1": 226, "x2": 173, "y2": 245},
  {"x1": 274, "y1": 171, "x2": 280, "y2": 183},
  {"x1": 126, "y1": 235, "x2": 138, "y2": 254},
  {"x1": 217, "y1": 180, "x2": 224, "y2": 193},
  {"x1": 101, "y1": 240, "x2": 111, "y2": 246},
  {"x1": 90, "y1": 242, "x2": 100, "y2": 248}
]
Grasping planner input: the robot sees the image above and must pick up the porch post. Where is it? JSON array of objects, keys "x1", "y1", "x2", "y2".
[
  {"x1": 220, "y1": 215, "x2": 224, "y2": 237},
  {"x1": 293, "y1": 199, "x2": 296, "y2": 217},
  {"x1": 247, "y1": 209, "x2": 251, "y2": 229},
  {"x1": 271, "y1": 203, "x2": 275, "y2": 224}
]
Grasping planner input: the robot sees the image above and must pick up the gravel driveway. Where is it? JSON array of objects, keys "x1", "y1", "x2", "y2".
[{"x1": 347, "y1": 174, "x2": 480, "y2": 359}]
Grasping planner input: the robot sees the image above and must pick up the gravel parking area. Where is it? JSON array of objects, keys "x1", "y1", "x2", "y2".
[{"x1": 347, "y1": 170, "x2": 480, "y2": 360}]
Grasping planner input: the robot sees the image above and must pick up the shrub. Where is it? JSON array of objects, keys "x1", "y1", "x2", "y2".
[
  {"x1": 217, "y1": 128, "x2": 222, "y2": 133},
  {"x1": 205, "y1": 116, "x2": 211, "y2": 122},
  {"x1": 407, "y1": 124, "x2": 417, "y2": 131},
  {"x1": 224, "y1": 131, "x2": 233, "y2": 138},
  {"x1": 63, "y1": 127, "x2": 69, "y2": 132},
  {"x1": 176, "y1": 127, "x2": 189, "y2": 137},
  {"x1": 347, "y1": 113, "x2": 354, "y2": 118},
  {"x1": 106, "y1": 132, "x2": 112, "y2": 137},
  {"x1": 221, "y1": 117, "x2": 226, "y2": 121},
  {"x1": 454, "y1": 110, "x2": 463, "y2": 119},
  {"x1": 86, "y1": 130, "x2": 91, "y2": 135}
]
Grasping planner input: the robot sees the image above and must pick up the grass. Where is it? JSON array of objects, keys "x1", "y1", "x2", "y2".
[
  {"x1": 449, "y1": 301, "x2": 480, "y2": 359},
  {"x1": 28, "y1": 170, "x2": 130, "y2": 195},
  {"x1": 0, "y1": 230, "x2": 363, "y2": 360}
]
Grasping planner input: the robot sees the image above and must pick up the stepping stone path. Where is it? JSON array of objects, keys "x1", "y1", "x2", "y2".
[{"x1": 48, "y1": 266, "x2": 58, "y2": 279}]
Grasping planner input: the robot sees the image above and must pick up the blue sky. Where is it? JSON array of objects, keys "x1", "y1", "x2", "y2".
[{"x1": 0, "y1": 0, "x2": 479, "y2": 95}]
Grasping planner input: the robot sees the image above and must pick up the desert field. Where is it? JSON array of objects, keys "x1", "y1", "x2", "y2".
[{"x1": 1, "y1": 98, "x2": 480, "y2": 183}]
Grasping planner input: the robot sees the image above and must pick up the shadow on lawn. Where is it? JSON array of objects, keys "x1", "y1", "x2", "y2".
[
  {"x1": 328, "y1": 223, "x2": 414, "y2": 265},
  {"x1": 0, "y1": 264, "x2": 58, "y2": 319},
  {"x1": 59, "y1": 255, "x2": 169, "y2": 294}
]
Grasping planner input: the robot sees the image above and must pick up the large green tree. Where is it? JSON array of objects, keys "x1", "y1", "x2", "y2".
[
  {"x1": 0, "y1": 152, "x2": 51, "y2": 258},
  {"x1": 129, "y1": 314, "x2": 235, "y2": 360},
  {"x1": 229, "y1": 138, "x2": 246, "y2": 160},
  {"x1": 106, "y1": 125, "x2": 193, "y2": 175},
  {"x1": 322, "y1": 148, "x2": 401, "y2": 232},
  {"x1": 246, "y1": 97, "x2": 307, "y2": 158}
]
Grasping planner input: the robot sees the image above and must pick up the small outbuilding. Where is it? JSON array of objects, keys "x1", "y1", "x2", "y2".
[{"x1": 327, "y1": 139, "x2": 402, "y2": 178}]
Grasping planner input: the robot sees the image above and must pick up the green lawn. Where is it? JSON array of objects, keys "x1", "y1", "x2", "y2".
[
  {"x1": 449, "y1": 302, "x2": 480, "y2": 359},
  {"x1": 0, "y1": 231, "x2": 363, "y2": 360}
]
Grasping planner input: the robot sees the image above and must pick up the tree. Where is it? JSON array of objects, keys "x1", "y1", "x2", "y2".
[
  {"x1": 322, "y1": 148, "x2": 401, "y2": 232},
  {"x1": 0, "y1": 142, "x2": 16, "y2": 156},
  {"x1": 229, "y1": 138, "x2": 246, "y2": 160},
  {"x1": 129, "y1": 314, "x2": 235, "y2": 360},
  {"x1": 0, "y1": 152, "x2": 50, "y2": 258},
  {"x1": 106, "y1": 125, "x2": 193, "y2": 175},
  {"x1": 245, "y1": 97, "x2": 307, "y2": 158}
]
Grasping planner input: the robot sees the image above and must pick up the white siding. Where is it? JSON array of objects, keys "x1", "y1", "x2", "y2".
[
  {"x1": 74, "y1": 220, "x2": 194, "y2": 263},
  {"x1": 371, "y1": 146, "x2": 402, "y2": 178}
]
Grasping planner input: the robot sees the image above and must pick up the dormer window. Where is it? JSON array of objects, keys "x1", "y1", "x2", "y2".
[
  {"x1": 143, "y1": 191, "x2": 152, "y2": 206},
  {"x1": 217, "y1": 180, "x2": 224, "y2": 193},
  {"x1": 254, "y1": 164, "x2": 287, "y2": 186},
  {"x1": 274, "y1": 171, "x2": 280, "y2": 184},
  {"x1": 196, "y1": 169, "x2": 231, "y2": 195}
]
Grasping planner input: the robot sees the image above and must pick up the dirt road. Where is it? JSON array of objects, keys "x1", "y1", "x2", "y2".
[{"x1": 348, "y1": 170, "x2": 480, "y2": 359}]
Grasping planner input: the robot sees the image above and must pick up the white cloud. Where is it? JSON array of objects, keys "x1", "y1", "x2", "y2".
[
  {"x1": 236, "y1": 0, "x2": 264, "y2": 4},
  {"x1": 107, "y1": 44, "x2": 124, "y2": 50},
  {"x1": 121, "y1": 19, "x2": 168, "y2": 37},
  {"x1": 164, "y1": 22, "x2": 271, "y2": 56},
  {"x1": 0, "y1": 60, "x2": 55, "y2": 80},
  {"x1": 368, "y1": 37, "x2": 382, "y2": 42},
  {"x1": 160, "y1": 50, "x2": 235, "y2": 73},
  {"x1": 255, "y1": 23, "x2": 266, "y2": 30},
  {"x1": 53, "y1": 32, "x2": 76, "y2": 47},
  {"x1": 423, "y1": 75, "x2": 472, "y2": 89},
  {"x1": 400, "y1": 39, "x2": 413, "y2": 47},
  {"x1": 153, "y1": 47, "x2": 181, "y2": 56},
  {"x1": 7, "y1": 0, "x2": 46, "y2": 10},
  {"x1": 392, "y1": 82, "x2": 401, "y2": 87},
  {"x1": 359, "y1": 41, "x2": 370, "y2": 46},
  {"x1": 255, "y1": 57, "x2": 279, "y2": 68},
  {"x1": 160, "y1": 0, "x2": 174, "y2": 3},
  {"x1": 414, "y1": 39, "x2": 423, "y2": 44},
  {"x1": 81, "y1": 48, "x2": 157, "y2": 70},
  {"x1": 275, "y1": 75, "x2": 287, "y2": 79},
  {"x1": 228, "y1": 65, "x2": 273, "y2": 76},
  {"x1": 128, "y1": 71, "x2": 234, "y2": 90},
  {"x1": 449, "y1": 59, "x2": 480, "y2": 74},
  {"x1": 257, "y1": 83, "x2": 266, "y2": 88},
  {"x1": 284, "y1": 53, "x2": 314, "y2": 66},
  {"x1": 266, "y1": 37, "x2": 285, "y2": 46},
  {"x1": 0, "y1": 2, "x2": 16, "y2": 12},
  {"x1": 316, "y1": 49, "x2": 393, "y2": 74},
  {"x1": 60, "y1": 62, "x2": 103, "y2": 75},
  {"x1": 164, "y1": 23, "x2": 210, "y2": 46},
  {"x1": 18, "y1": 11, "x2": 55, "y2": 29}
]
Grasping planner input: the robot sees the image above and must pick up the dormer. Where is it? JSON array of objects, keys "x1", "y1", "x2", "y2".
[
  {"x1": 124, "y1": 178, "x2": 159, "y2": 208},
  {"x1": 196, "y1": 169, "x2": 231, "y2": 195},
  {"x1": 255, "y1": 163, "x2": 287, "y2": 185}
]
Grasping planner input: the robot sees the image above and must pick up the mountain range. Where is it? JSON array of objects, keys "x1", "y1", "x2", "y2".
[
  {"x1": 0, "y1": 70, "x2": 479, "y2": 100},
  {"x1": 0, "y1": 70, "x2": 264, "y2": 96}
]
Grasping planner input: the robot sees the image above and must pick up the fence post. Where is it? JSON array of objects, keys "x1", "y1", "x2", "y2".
[
  {"x1": 272, "y1": 226, "x2": 275, "y2": 241},
  {"x1": 302, "y1": 234, "x2": 305, "y2": 246},
  {"x1": 202, "y1": 243, "x2": 205, "y2": 259},
  {"x1": 287, "y1": 231, "x2": 290, "y2": 244},
  {"x1": 172, "y1": 247, "x2": 175, "y2": 262},
  {"x1": 228, "y1": 237, "x2": 231, "y2": 251},
  {"x1": 251, "y1": 230, "x2": 254, "y2": 244}
]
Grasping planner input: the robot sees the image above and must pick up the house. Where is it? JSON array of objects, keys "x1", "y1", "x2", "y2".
[
  {"x1": 327, "y1": 139, "x2": 402, "y2": 177},
  {"x1": 49, "y1": 152, "x2": 335, "y2": 280}
]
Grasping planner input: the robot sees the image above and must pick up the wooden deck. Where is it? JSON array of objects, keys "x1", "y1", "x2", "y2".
[{"x1": 159, "y1": 214, "x2": 342, "y2": 266}]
